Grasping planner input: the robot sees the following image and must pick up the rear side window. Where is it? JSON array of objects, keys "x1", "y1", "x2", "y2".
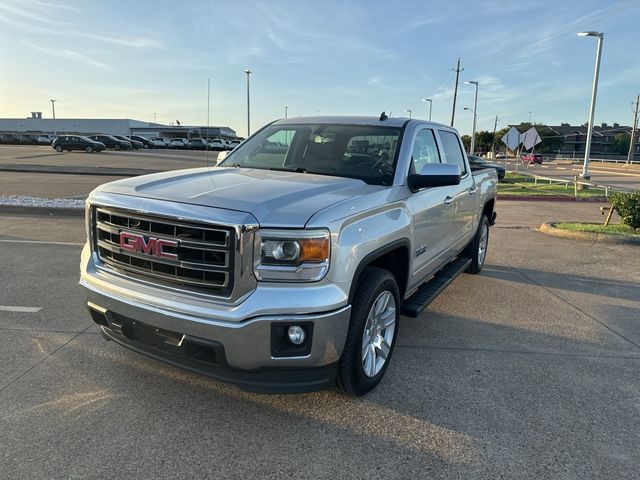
[{"x1": 438, "y1": 130, "x2": 467, "y2": 174}]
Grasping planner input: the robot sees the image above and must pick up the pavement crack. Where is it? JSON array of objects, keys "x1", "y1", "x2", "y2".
[
  {"x1": 396, "y1": 344, "x2": 640, "y2": 360},
  {"x1": 0, "y1": 324, "x2": 92, "y2": 395}
]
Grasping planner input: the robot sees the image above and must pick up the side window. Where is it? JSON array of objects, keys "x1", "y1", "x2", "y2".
[
  {"x1": 410, "y1": 128, "x2": 440, "y2": 174},
  {"x1": 438, "y1": 130, "x2": 467, "y2": 174}
]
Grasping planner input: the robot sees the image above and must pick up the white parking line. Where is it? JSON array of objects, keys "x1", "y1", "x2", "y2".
[
  {"x1": 0, "y1": 239, "x2": 84, "y2": 246},
  {"x1": 0, "y1": 306, "x2": 41, "y2": 313}
]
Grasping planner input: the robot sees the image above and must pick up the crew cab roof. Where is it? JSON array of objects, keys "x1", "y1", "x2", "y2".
[{"x1": 274, "y1": 115, "x2": 451, "y2": 129}]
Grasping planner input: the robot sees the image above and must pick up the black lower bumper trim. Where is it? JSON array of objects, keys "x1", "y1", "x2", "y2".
[{"x1": 99, "y1": 324, "x2": 337, "y2": 394}]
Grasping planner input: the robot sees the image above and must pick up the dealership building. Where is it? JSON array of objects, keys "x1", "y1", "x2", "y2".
[{"x1": 0, "y1": 114, "x2": 237, "y2": 140}]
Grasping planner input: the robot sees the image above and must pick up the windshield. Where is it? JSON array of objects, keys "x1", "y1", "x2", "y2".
[{"x1": 220, "y1": 123, "x2": 401, "y2": 186}]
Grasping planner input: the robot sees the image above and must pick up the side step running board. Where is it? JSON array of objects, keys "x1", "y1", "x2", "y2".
[{"x1": 400, "y1": 256, "x2": 472, "y2": 318}]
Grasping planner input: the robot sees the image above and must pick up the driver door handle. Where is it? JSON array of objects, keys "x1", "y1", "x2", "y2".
[
  {"x1": 469, "y1": 187, "x2": 477, "y2": 195},
  {"x1": 444, "y1": 196, "x2": 454, "y2": 205}
]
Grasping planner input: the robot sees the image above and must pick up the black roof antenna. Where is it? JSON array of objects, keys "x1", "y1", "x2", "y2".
[{"x1": 379, "y1": 111, "x2": 388, "y2": 121}]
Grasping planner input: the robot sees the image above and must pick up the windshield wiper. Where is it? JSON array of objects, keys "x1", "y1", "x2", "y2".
[{"x1": 268, "y1": 166, "x2": 307, "y2": 173}]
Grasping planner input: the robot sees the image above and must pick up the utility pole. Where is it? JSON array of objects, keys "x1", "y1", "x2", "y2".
[
  {"x1": 491, "y1": 115, "x2": 498, "y2": 159},
  {"x1": 627, "y1": 94, "x2": 639, "y2": 165},
  {"x1": 244, "y1": 69, "x2": 252, "y2": 137},
  {"x1": 50, "y1": 99, "x2": 56, "y2": 119},
  {"x1": 450, "y1": 58, "x2": 463, "y2": 127}
]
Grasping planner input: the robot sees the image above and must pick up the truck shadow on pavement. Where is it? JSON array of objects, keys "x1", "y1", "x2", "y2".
[{"x1": 480, "y1": 265, "x2": 640, "y2": 303}]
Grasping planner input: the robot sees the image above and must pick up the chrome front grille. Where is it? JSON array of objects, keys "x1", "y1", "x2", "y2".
[{"x1": 93, "y1": 207, "x2": 235, "y2": 296}]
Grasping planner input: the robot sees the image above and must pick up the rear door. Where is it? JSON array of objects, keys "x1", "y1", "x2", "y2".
[
  {"x1": 436, "y1": 129, "x2": 476, "y2": 251},
  {"x1": 407, "y1": 127, "x2": 453, "y2": 284}
]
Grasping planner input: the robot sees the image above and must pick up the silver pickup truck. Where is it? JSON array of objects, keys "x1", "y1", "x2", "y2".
[{"x1": 80, "y1": 116, "x2": 497, "y2": 396}]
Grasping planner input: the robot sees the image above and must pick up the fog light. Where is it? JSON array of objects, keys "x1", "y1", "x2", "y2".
[{"x1": 287, "y1": 325, "x2": 306, "y2": 345}]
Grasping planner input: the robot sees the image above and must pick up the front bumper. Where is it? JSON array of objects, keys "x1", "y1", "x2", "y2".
[
  {"x1": 95, "y1": 317, "x2": 340, "y2": 393},
  {"x1": 81, "y1": 245, "x2": 351, "y2": 392}
]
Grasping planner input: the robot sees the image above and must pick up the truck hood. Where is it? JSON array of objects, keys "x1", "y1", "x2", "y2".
[{"x1": 98, "y1": 167, "x2": 380, "y2": 227}]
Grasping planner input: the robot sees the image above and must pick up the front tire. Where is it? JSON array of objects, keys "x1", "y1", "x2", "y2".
[
  {"x1": 85, "y1": 146, "x2": 93, "y2": 153},
  {"x1": 114, "y1": 144, "x2": 121, "y2": 150},
  {"x1": 465, "y1": 214, "x2": 489, "y2": 274},
  {"x1": 337, "y1": 267, "x2": 399, "y2": 396},
  {"x1": 55, "y1": 145, "x2": 63, "y2": 152}
]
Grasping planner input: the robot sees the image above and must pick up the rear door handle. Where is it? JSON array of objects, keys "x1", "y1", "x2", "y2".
[{"x1": 444, "y1": 196, "x2": 454, "y2": 205}]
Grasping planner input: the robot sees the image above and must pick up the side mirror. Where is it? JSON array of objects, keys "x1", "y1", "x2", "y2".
[
  {"x1": 216, "y1": 151, "x2": 229, "y2": 165},
  {"x1": 408, "y1": 163, "x2": 461, "y2": 190}
]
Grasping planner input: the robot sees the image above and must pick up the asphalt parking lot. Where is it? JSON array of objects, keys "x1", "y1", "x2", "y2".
[{"x1": 1, "y1": 199, "x2": 639, "y2": 479}]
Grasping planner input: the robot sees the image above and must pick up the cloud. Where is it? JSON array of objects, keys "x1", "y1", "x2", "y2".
[
  {"x1": 0, "y1": 0, "x2": 164, "y2": 49},
  {"x1": 368, "y1": 75, "x2": 383, "y2": 86},
  {"x1": 22, "y1": 39, "x2": 111, "y2": 70},
  {"x1": 29, "y1": 0, "x2": 82, "y2": 12}
]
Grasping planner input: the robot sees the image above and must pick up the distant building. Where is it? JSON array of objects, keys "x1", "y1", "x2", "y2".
[
  {"x1": 548, "y1": 123, "x2": 637, "y2": 158},
  {"x1": 0, "y1": 114, "x2": 237, "y2": 140},
  {"x1": 506, "y1": 122, "x2": 638, "y2": 160}
]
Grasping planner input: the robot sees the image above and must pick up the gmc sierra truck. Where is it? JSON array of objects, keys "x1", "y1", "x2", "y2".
[{"x1": 80, "y1": 116, "x2": 497, "y2": 396}]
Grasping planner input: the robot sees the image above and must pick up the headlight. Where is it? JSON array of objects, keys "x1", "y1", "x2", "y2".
[{"x1": 254, "y1": 229, "x2": 330, "y2": 282}]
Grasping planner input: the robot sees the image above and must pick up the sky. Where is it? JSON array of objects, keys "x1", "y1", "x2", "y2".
[{"x1": 1, "y1": 0, "x2": 639, "y2": 137}]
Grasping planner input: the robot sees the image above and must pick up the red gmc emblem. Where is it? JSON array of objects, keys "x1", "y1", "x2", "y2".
[{"x1": 119, "y1": 231, "x2": 178, "y2": 260}]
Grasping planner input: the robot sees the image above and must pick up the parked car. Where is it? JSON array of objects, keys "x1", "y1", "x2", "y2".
[
  {"x1": 169, "y1": 138, "x2": 189, "y2": 149},
  {"x1": 495, "y1": 152, "x2": 507, "y2": 160},
  {"x1": 229, "y1": 139, "x2": 242, "y2": 149},
  {"x1": 80, "y1": 115, "x2": 498, "y2": 396},
  {"x1": 467, "y1": 155, "x2": 505, "y2": 180},
  {"x1": 207, "y1": 138, "x2": 225, "y2": 150},
  {"x1": 52, "y1": 135, "x2": 105, "y2": 153},
  {"x1": 188, "y1": 138, "x2": 208, "y2": 150},
  {"x1": 127, "y1": 135, "x2": 154, "y2": 149},
  {"x1": 114, "y1": 135, "x2": 143, "y2": 150},
  {"x1": 522, "y1": 153, "x2": 543, "y2": 164},
  {"x1": 37, "y1": 134, "x2": 57, "y2": 144},
  {"x1": 150, "y1": 137, "x2": 169, "y2": 148},
  {"x1": 88, "y1": 135, "x2": 132, "y2": 151}
]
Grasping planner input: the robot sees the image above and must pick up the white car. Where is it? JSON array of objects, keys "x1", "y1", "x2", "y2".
[
  {"x1": 169, "y1": 138, "x2": 188, "y2": 149},
  {"x1": 207, "y1": 139, "x2": 225, "y2": 150},
  {"x1": 150, "y1": 137, "x2": 169, "y2": 148},
  {"x1": 38, "y1": 134, "x2": 57, "y2": 144},
  {"x1": 229, "y1": 139, "x2": 242, "y2": 149}
]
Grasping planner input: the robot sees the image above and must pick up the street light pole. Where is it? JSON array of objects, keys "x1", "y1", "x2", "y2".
[
  {"x1": 422, "y1": 98, "x2": 432, "y2": 121},
  {"x1": 465, "y1": 80, "x2": 478, "y2": 154},
  {"x1": 405, "y1": 109, "x2": 412, "y2": 118},
  {"x1": 50, "y1": 99, "x2": 56, "y2": 119},
  {"x1": 284, "y1": 105, "x2": 288, "y2": 119},
  {"x1": 244, "y1": 69, "x2": 252, "y2": 137},
  {"x1": 463, "y1": 107, "x2": 475, "y2": 154},
  {"x1": 577, "y1": 31, "x2": 604, "y2": 180}
]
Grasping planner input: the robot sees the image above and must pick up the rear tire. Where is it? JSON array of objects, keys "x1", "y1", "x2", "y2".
[
  {"x1": 337, "y1": 267, "x2": 399, "y2": 396},
  {"x1": 465, "y1": 215, "x2": 489, "y2": 274}
]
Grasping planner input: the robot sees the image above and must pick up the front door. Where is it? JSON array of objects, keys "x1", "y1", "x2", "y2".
[{"x1": 408, "y1": 127, "x2": 453, "y2": 288}]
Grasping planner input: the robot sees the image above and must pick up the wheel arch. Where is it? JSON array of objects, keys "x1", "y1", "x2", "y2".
[{"x1": 348, "y1": 239, "x2": 410, "y2": 304}]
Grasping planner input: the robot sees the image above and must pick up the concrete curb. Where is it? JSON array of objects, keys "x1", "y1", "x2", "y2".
[
  {"x1": 0, "y1": 204, "x2": 84, "y2": 217},
  {"x1": 539, "y1": 222, "x2": 640, "y2": 245},
  {"x1": 0, "y1": 164, "x2": 158, "y2": 177},
  {"x1": 498, "y1": 194, "x2": 607, "y2": 202}
]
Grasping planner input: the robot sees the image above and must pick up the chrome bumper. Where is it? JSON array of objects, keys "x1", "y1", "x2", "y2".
[{"x1": 80, "y1": 244, "x2": 351, "y2": 372}]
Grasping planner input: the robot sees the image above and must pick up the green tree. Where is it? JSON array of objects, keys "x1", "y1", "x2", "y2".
[
  {"x1": 460, "y1": 135, "x2": 471, "y2": 152},
  {"x1": 475, "y1": 131, "x2": 494, "y2": 152},
  {"x1": 612, "y1": 133, "x2": 631, "y2": 155}
]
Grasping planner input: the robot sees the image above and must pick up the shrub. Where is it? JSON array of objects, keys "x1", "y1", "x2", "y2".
[{"x1": 609, "y1": 192, "x2": 640, "y2": 229}]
